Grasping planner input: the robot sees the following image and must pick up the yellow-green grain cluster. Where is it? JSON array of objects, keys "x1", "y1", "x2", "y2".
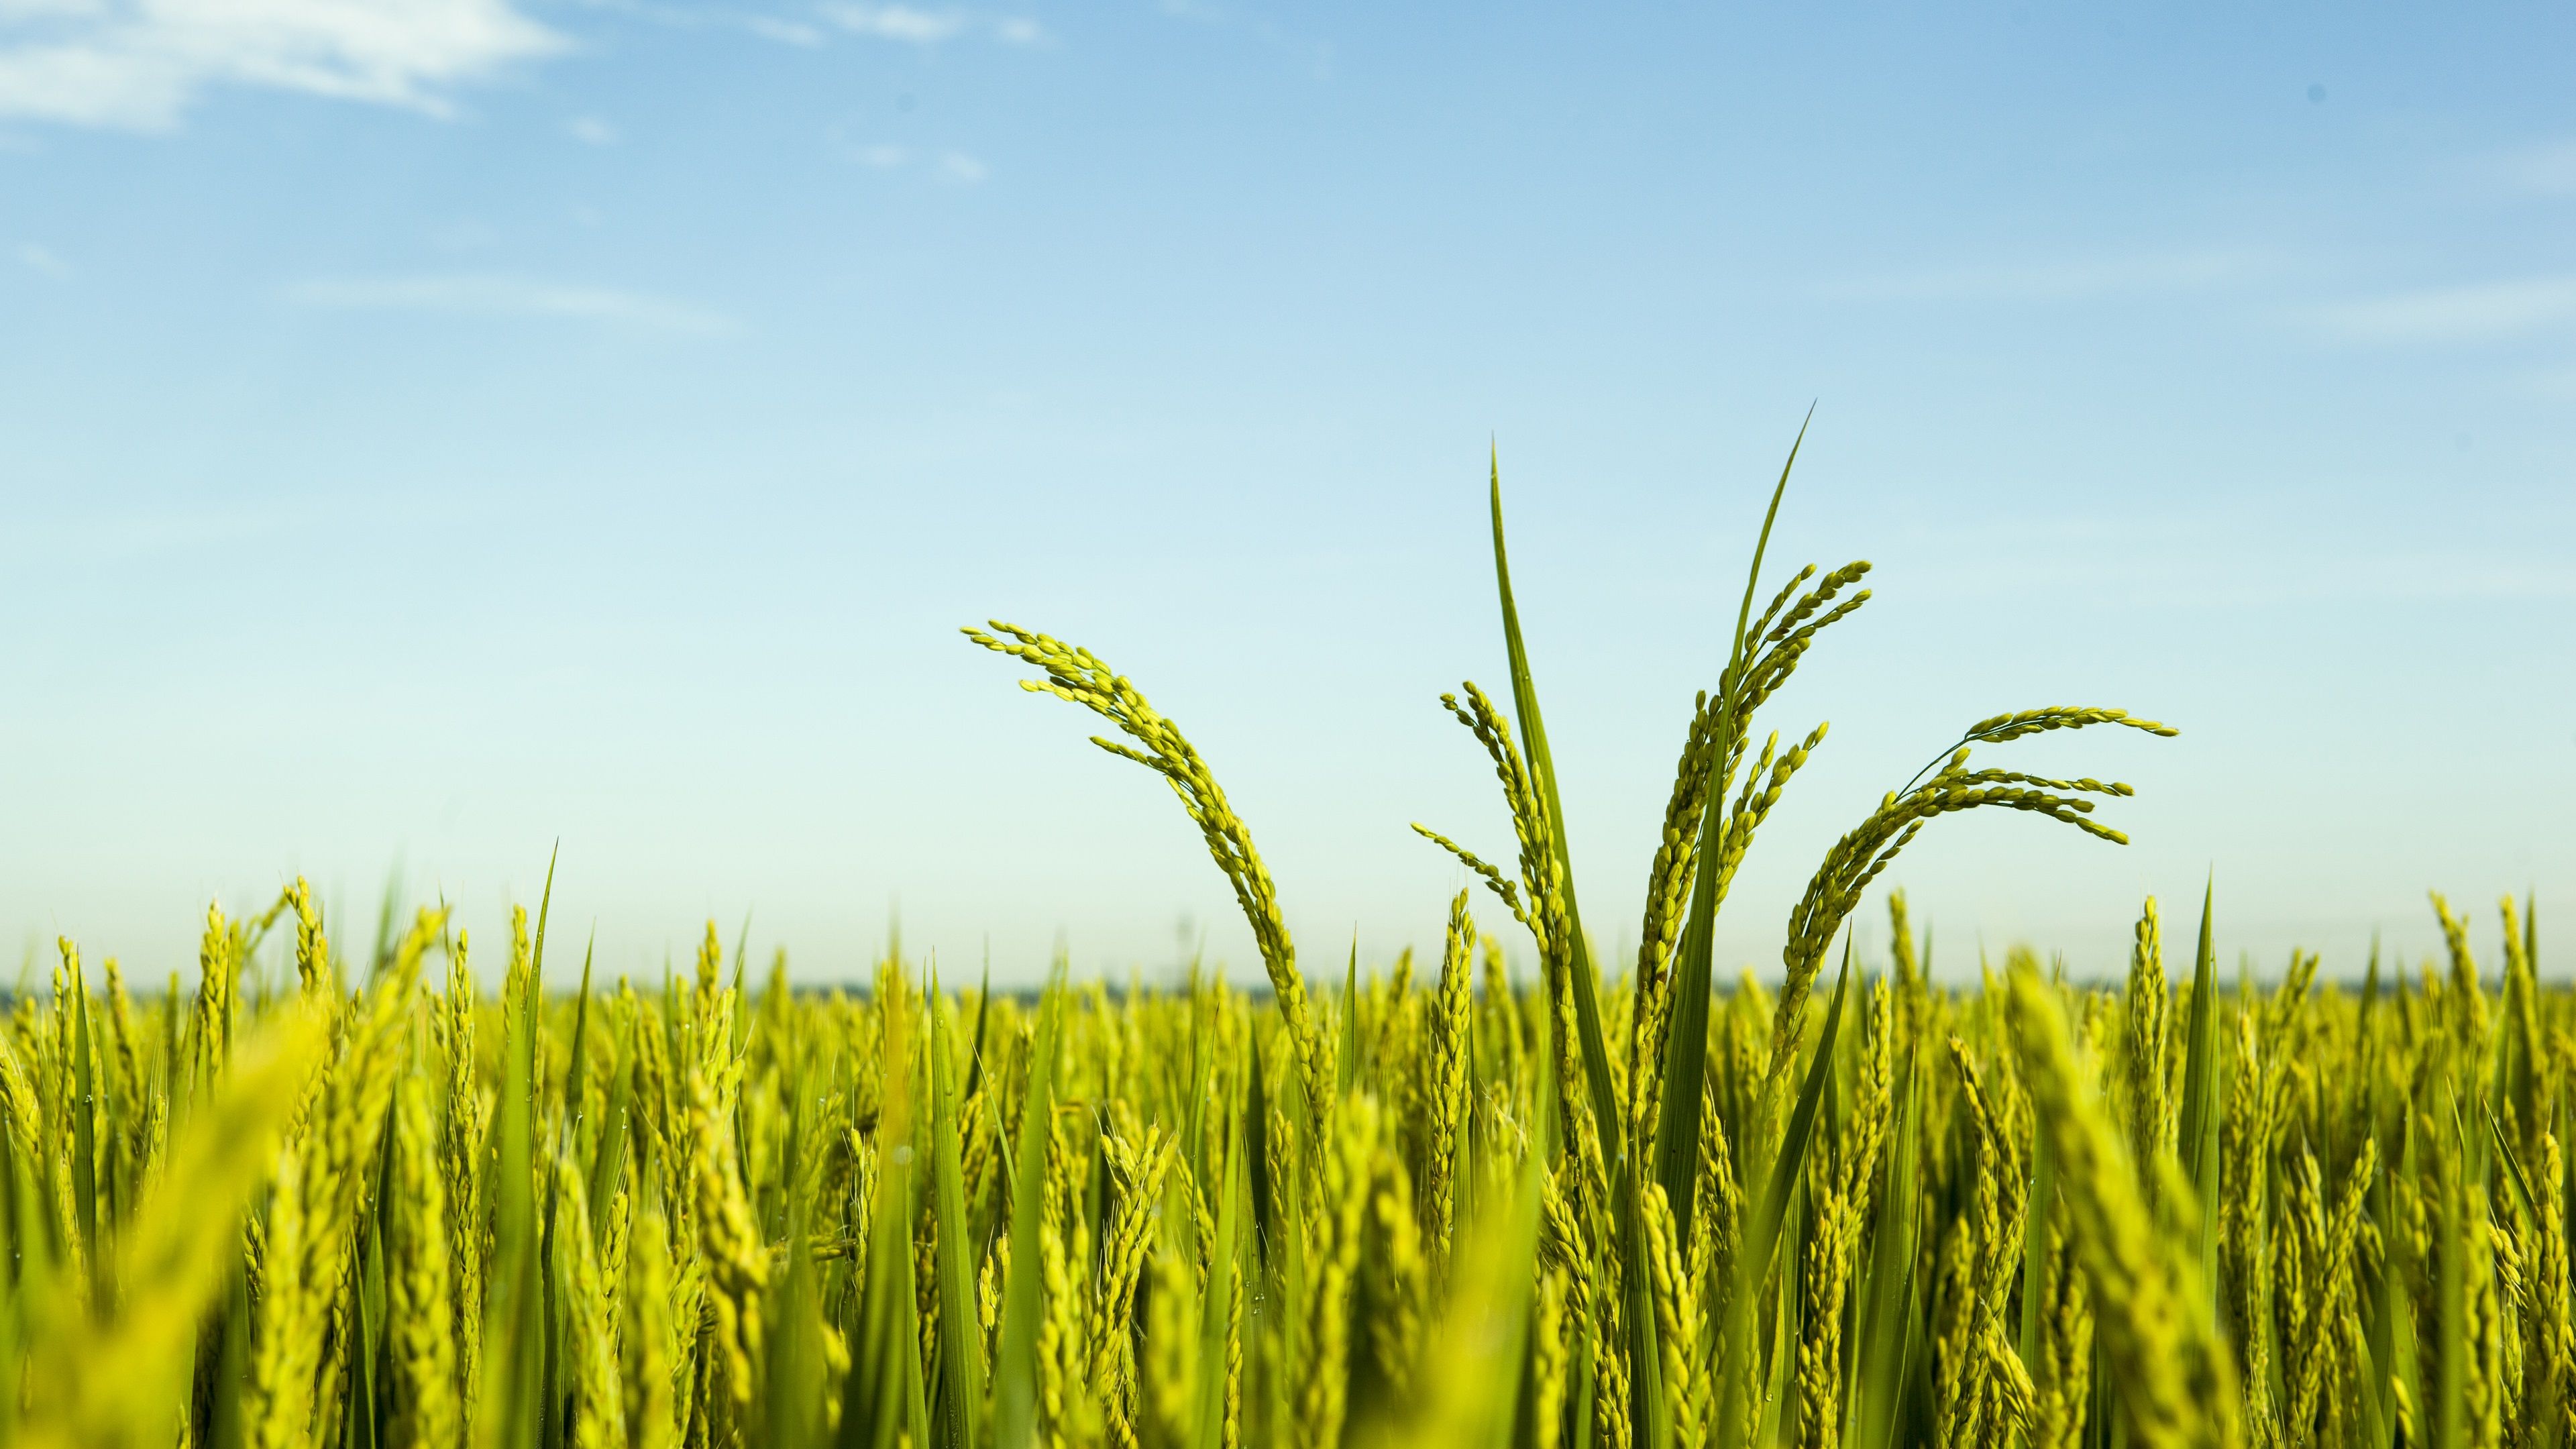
[{"x1": 0, "y1": 443, "x2": 2547, "y2": 1449}]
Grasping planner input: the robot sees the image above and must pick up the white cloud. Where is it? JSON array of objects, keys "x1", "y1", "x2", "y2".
[
  {"x1": 284, "y1": 274, "x2": 735, "y2": 334},
  {"x1": 846, "y1": 140, "x2": 985, "y2": 183},
  {"x1": 2479, "y1": 140, "x2": 2576, "y2": 197},
  {"x1": 2319, "y1": 276, "x2": 2576, "y2": 342},
  {"x1": 0, "y1": 0, "x2": 560, "y2": 130},
  {"x1": 566, "y1": 113, "x2": 613, "y2": 144},
  {"x1": 822, "y1": 3, "x2": 962, "y2": 42},
  {"x1": 819, "y1": 3, "x2": 1040, "y2": 46},
  {"x1": 1884, "y1": 510, "x2": 2576, "y2": 608},
  {"x1": 745, "y1": 14, "x2": 823, "y2": 46},
  {"x1": 2525, "y1": 369, "x2": 2576, "y2": 400},
  {"x1": 15, "y1": 239, "x2": 66, "y2": 274},
  {"x1": 1819, "y1": 249, "x2": 2271, "y2": 304}
]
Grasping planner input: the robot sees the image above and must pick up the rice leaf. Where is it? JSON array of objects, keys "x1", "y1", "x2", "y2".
[
  {"x1": 12, "y1": 1007, "x2": 324, "y2": 1446},
  {"x1": 1339, "y1": 938, "x2": 1360, "y2": 1100},
  {"x1": 990, "y1": 977, "x2": 1065, "y2": 1449},
  {"x1": 1756, "y1": 1181, "x2": 1804, "y2": 1449},
  {"x1": 2176, "y1": 877, "x2": 2222, "y2": 1305},
  {"x1": 1615, "y1": 1159, "x2": 1671, "y2": 1449},
  {"x1": 1847, "y1": 1040, "x2": 1923, "y2": 1449},
  {"x1": 1750, "y1": 940, "x2": 1853, "y2": 1277},
  {"x1": 2019, "y1": 1100, "x2": 2058, "y2": 1370},
  {"x1": 1192, "y1": 1100, "x2": 1243, "y2": 1449},
  {"x1": 2436, "y1": 1083, "x2": 2469, "y2": 1449},
  {"x1": 538, "y1": 931, "x2": 594, "y2": 1449},
  {"x1": 1653, "y1": 415, "x2": 1809, "y2": 1238},
  {"x1": 963, "y1": 960, "x2": 994, "y2": 1102},
  {"x1": 2483, "y1": 1104, "x2": 2536, "y2": 1226},
  {"x1": 70, "y1": 963, "x2": 100, "y2": 1307},
  {"x1": 1714, "y1": 938, "x2": 1849, "y2": 1449},
  {"x1": 1487, "y1": 455, "x2": 1621, "y2": 1157},
  {"x1": 841, "y1": 971, "x2": 924, "y2": 1449},
  {"x1": 586, "y1": 1014, "x2": 631, "y2": 1248},
  {"x1": 1491, "y1": 456, "x2": 1672, "y2": 1449},
  {"x1": 475, "y1": 899, "x2": 549, "y2": 1449},
  {"x1": 1246, "y1": 1028, "x2": 1275, "y2": 1267},
  {"x1": 926, "y1": 983, "x2": 985, "y2": 1449}
]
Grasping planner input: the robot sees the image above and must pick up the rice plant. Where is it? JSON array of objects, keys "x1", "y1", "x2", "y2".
[{"x1": 0, "y1": 433, "x2": 2553, "y2": 1449}]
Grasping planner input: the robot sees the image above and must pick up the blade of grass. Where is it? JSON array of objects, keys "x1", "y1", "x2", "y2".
[
  {"x1": 1717, "y1": 935, "x2": 1849, "y2": 1449},
  {"x1": 70, "y1": 966, "x2": 99, "y2": 1307},
  {"x1": 2360, "y1": 936, "x2": 2381, "y2": 1038},
  {"x1": 344, "y1": 1205, "x2": 380, "y2": 1449},
  {"x1": 769, "y1": 1096, "x2": 830, "y2": 1449},
  {"x1": 842, "y1": 973, "x2": 924, "y2": 1449},
  {"x1": 533, "y1": 841, "x2": 559, "y2": 984},
  {"x1": 1846, "y1": 1040, "x2": 1922, "y2": 1449},
  {"x1": 1750, "y1": 941, "x2": 1851, "y2": 1275},
  {"x1": 563, "y1": 936, "x2": 596, "y2": 1138},
  {"x1": 1487, "y1": 453, "x2": 1620, "y2": 1158},
  {"x1": 2363, "y1": 1120, "x2": 2408, "y2": 1449},
  {"x1": 926, "y1": 983, "x2": 984, "y2": 1449},
  {"x1": 962, "y1": 961, "x2": 994, "y2": 1102},
  {"x1": 2176, "y1": 877, "x2": 2222, "y2": 1313},
  {"x1": 1654, "y1": 413, "x2": 1810, "y2": 1240},
  {"x1": 1339, "y1": 938, "x2": 1360, "y2": 1099},
  {"x1": 484, "y1": 931, "x2": 546, "y2": 1449},
  {"x1": 538, "y1": 932, "x2": 594, "y2": 1449},
  {"x1": 2019, "y1": 1103, "x2": 2058, "y2": 1371},
  {"x1": 2485, "y1": 1104, "x2": 2537, "y2": 1222},
  {"x1": 1492, "y1": 455, "x2": 1670, "y2": 1446},
  {"x1": 1617, "y1": 1158, "x2": 1672, "y2": 1449},
  {"x1": 1757, "y1": 1177, "x2": 1805, "y2": 1449},
  {"x1": 730, "y1": 911, "x2": 755, "y2": 1059},
  {"x1": 1184, "y1": 998, "x2": 1218, "y2": 1195},
  {"x1": 991, "y1": 977, "x2": 1065, "y2": 1449},
  {"x1": 15, "y1": 1008, "x2": 323, "y2": 1447},
  {"x1": 586, "y1": 1018, "x2": 632, "y2": 1248},
  {"x1": 1191, "y1": 1102, "x2": 1244, "y2": 1449},
  {"x1": 2436, "y1": 1085, "x2": 2468, "y2": 1449},
  {"x1": 1245, "y1": 1030, "x2": 1274, "y2": 1269}
]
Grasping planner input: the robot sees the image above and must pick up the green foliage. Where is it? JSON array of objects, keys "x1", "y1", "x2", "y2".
[{"x1": 0, "y1": 433, "x2": 2536, "y2": 1449}]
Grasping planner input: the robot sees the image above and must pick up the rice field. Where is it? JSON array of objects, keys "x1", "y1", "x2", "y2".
[{"x1": 1, "y1": 450, "x2": 2556, "y2": 1449}]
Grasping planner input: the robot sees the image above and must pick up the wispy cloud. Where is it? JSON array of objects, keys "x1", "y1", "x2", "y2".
[
  {"x1": 566, "y1": 113, "x2": 615, "y2": 145},
  {"x1": 818, "y1": 3, "x2": 1042, "y2": 46},
  {"x1": 1819, "y1": 248, "x2": 2271, "y2": 304},
  {"x1": 18, "y1": 496, "x2": 299, "y2": 561},
  {"x1": 1152, "y1": 0, "x2": 1330, "y2": 80},
  {"x1": 846, "y1": 140, "x2": 987, "y2": 183},
  {"x1": 1882, "y1": 510, "x2": 2576, "y2": 608},
  {"x1": 823, "y1": 3, "x2": 962, "y2": 42},
  {"x1": 15, "y1": 240, "x2": 65, "y2": 276},
  {"x1": 2477, "y1": 139, "x2": 2576, "y2": 197},
  {"x1": 746, "y1": 14, "x2": 824, "y2": 46},
  {"x1": 2318, "y1": 275, "x2": 2576, "y2": 342},
  {"x1": 2524, "y1": 369, "x2": 2576, "y2": 401},
  {"x1": 283, "y1": 274, "x2": 736, "y2": 334},
  {"x1": 0, "y1": 0, "x2": 559, "y2": 130}
]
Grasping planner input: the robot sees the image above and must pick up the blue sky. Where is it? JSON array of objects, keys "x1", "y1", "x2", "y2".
[{"x1": 2, "y1": 3, "x2": 2568, "y2": 987}]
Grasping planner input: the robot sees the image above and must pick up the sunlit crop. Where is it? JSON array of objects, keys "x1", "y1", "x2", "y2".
[{"x1": 0, "y1": 436, "x2": 2546, "y2": 1449}]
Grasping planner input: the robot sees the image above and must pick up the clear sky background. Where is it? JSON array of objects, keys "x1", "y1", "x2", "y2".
[{"x1": 3, "y1": 3, "x2": 2568, "y2": 989}]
